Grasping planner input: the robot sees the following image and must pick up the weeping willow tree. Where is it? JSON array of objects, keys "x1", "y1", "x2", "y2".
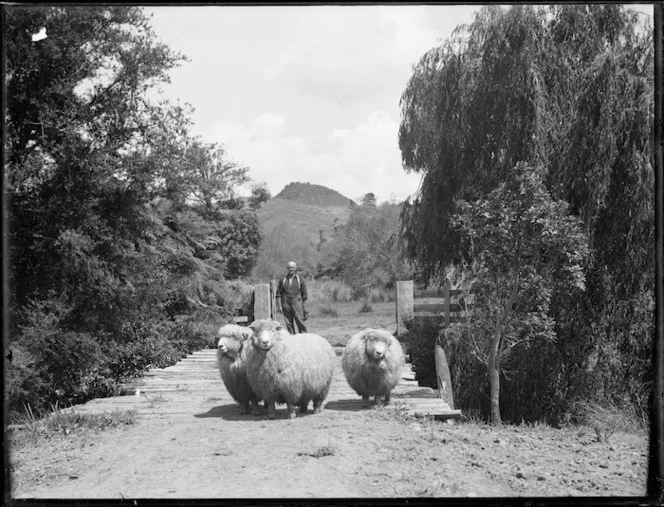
[{"x1": 399, "y1": 5, "x2": 654, "y2": 423}]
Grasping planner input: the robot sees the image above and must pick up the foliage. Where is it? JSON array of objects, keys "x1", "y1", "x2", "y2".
[
  {"x1": 307, "y1": 279, "x2": 354, "y2": 304},
  {"x1": 317, "y1": 194, "x2": 414, "y2": 297},
  {"x1": 451, "y1": 163, "x2": 589, "y2": 423},
  {"x1": 176, "y1": 138, "x2": 250, "y2": 212},
  {"x1": 251, "y1": 221, "x2": 320, "y2": 281},
  {"x1": 5, "y1": 5, "x2": 259, "y2": 418},
  {"x1": 247, "y1": 182, "x2": 271, "y2": 210},
  {"x1": 398, "y1": 4, "x2": 654, "y2": 423}
]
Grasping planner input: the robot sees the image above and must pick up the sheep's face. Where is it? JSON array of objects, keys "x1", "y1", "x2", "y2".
[
  {"x1": 217, "y1": 337, "x2": 241, "y2": 358},
  {"x1": 364, "y1": 335, "x2": 389, "y2": 362},
  {"x1": 250, "y1": 320, "x2": 283, "y2": 351}
]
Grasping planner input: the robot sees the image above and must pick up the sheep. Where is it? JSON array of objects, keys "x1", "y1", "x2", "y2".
[
  {"x1": 242, "y1": 319, "x2": 336, "y2": 419},
  {"x1": 216, "y1": 324, "x2": 261, "y2": 414},
  {"x1": 341, "y1": 328, "x2": 405, "y2": 406}
]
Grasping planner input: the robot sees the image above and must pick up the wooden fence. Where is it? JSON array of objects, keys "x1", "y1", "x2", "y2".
[
  {"x1": 232, "y1": 283, "x2": 274, "y2": 324},
  {"x1": 396, "y1": 280, "x2": 475, "y2": 334}
]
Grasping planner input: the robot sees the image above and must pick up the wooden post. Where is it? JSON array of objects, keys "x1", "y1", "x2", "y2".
[
  {"x1": 270, "y1": 279, "x2": 278, "y2": 319},
  {"x1": 254, "y1": 284, "x2": 271, "y2": 320},
  {"x1": 396, "y1": 280, "x2": 414, "y2": 336},
  {"x1": 444, "y1": 280, "x2": 451, "y2": 327},
  {"x1": 435, "y1": 280, "x2": 455, "y2": 407},
  {"x1": 435, "y1": 335, "x2": 455, "y2": 408}
]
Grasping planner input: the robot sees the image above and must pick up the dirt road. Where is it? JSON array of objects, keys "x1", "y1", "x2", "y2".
[{"x1": 7, "y1": 344, "x2": 649, "y2": 500}]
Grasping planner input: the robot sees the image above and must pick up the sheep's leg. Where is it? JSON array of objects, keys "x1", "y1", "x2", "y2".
[
  {"x1": 286, "y1": 402, "x2": 297, "y2": 419},
  {"x1": 383, "y1": 393, "x2": 391, "y2": 405},
  {"x1": 312, "y1": 398, "x2": 323, "y2": 414},
  {"x1": 240, "y1": 400, "x2": 250, "y2": 414},
  {"x1": 250, "y1": 398, "x2": 261, "y2": 415},
  {"x1": 299, "y1": 400, "x2": 309, "y2": 414},
  {"x1": 267, "y1": 401, "x2": 277, "y2": 420},
  {"x1": 362, "y1": 395, "x2": 371, "y2": 407}
]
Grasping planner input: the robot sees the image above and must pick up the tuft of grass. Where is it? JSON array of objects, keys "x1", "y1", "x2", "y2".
[
  {"x1": 9, "y1": 403, "x2": 137, "y2": 447},
  {"x1": 572, "y1": 398, "x2": 648, "y2": 442},
  {"x1": 318, "y1": 303, "x2": 339, "y2": 317},
  {"x1": 371, "y1": 400, "x2": 413, "y2": 422},
  {"x1": 145, "y1": 392, "x2": 170, "y2": 407},
  {"x1": 460, "y1": 408, "x2": 487, "y2": 425},
  {"x1": 298, "y1": 444, "x2": 335, "y2": 458},
  {"x1": 358, "y1": 299, "x2": 374, "y2": 313}
]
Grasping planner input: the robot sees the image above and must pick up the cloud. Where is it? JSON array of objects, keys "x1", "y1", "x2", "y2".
[{"x1": 205, "y1": 109, "x2": 420, "y2": 203}]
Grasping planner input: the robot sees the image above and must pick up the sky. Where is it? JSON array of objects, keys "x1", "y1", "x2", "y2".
[
  {"x1": 142, "y1": 4, "x2": 653, "y2": 204},
  {"x1": 142, "y1": 4, "x2": 483, "y2": 204}
]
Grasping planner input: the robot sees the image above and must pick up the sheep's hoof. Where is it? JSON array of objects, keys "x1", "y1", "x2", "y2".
[
  {"x1": 313, "y1": 407, "x2": 322, "y2": 414},
  {"x1": 288, "y1": 412, "x2": 297, "y2": 419},
  {"x1": 299, "y1": 406, "x2": 308, "y2": 414},
  {"x1": 267, "y1": 414, "x2": 276, "y2": 420}
]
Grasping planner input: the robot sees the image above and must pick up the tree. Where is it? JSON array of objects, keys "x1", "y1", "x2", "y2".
[
  {"x1": 317, "y1": 198, "x2": 413, "y2": 297},
  {"x1": 248, "y1": 182, "x2": 271, "y2": 210},
  {"x1": 4, "y1": 6, "x2": 259, "y2": 415},
  {"x1": 179, "y1": 139, "x2": 250, "y2": 212},
  {"x1": 398, "y1": 4, "x2": 654, "y2": 422},
  {"x1": 451, "y1": 163, "x2": 588, "y2": 424}
]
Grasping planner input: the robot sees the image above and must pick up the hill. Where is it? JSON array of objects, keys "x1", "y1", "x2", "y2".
[
  {"x1": 274, "y1": 182, "x2": 355, "y2": 207},
  {"x1": 256, "y1": 198, "x2": 351, "y2": 247},
  {"x1": 252, "y1": 183, "x2": 354, "y2": 278}
]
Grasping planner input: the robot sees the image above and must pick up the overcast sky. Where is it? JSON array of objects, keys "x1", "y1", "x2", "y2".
[{"x1": 142, "y1": 4, "x2": 653, "y2": 204}]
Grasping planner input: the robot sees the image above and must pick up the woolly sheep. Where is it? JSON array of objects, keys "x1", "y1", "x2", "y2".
[
  {"x1": 242, "y1": 319, "x2": 336, "y2": 419},
  {"x1": 341, "y1": 328, "x2": 405, "y2": 406},
  {"x1": 216, "y1": 324, "x2": 260, "y2": 414}
]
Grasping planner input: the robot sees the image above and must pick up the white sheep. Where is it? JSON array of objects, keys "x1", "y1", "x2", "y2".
[
  {"x1": 216, "y1": 324, "x2": 260, "y2": 414},
  {"x1": 341, "y1": 328, "x2": 405, "y2": 406},
  {"x1": 242, "y1": 319, "x2": 336, "y2": 419}
]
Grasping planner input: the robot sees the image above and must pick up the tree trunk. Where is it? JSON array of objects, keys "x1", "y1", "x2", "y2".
[
  {"x1": 435, "y1": 337, "x2": 455, "y2": 409},
  {"x1": 488, "y1": 325, "x2": 502, "y2": 425},
  {"x1": 488, "y1": 347, "x2": 501, "y2": 424}
]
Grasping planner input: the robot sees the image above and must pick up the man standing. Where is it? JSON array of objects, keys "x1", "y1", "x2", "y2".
[{"x1": 276, "y1": 261, "x2": 308, "y2": 334}]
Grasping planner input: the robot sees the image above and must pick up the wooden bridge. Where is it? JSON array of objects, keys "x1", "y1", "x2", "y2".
[{"x1": 65, "y1": 347, "x2": 461, "y2": 421}]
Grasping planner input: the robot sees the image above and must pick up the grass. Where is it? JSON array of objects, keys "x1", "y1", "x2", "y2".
[
  {"x1": 297, "y1": 444, "x2": 336, "y2": 458},
  {"x1": 318, "y1": 303, "x2": 339, "y2": 317},
  {"x1": 571, "y1": 398, "x2": 649, "y2": 441},
  {"x1": 8, "y1": 402, "x2": 137, "y2": 447},
  {"x1": 302, "y1": 301, "x2": 397, "y2": 347},
  {"x1": 358, "y1": 299, "x2": 373, "y2": 313}
]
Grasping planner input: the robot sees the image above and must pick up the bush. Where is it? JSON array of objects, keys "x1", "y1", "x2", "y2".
[
  {"x1": 318, "y1": 303, "x2": 339, "y2": 317},
  {"x1": 358, "y1": 300, "x2": 373, "y2": 313},
  {"x1": 401, "y1": 317, "x2": 490, "y2": 421},
  {"x1": 307, "y1": 279, "x2": 353, "y2": 305},
  {"x1": 369, "y1": 287, "x2": 387, "y2": 303},
  {"x1": 400, "y1": 318, "x2": 439, "y2": 390}
]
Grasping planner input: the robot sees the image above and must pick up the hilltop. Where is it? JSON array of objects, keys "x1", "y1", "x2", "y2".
[
  {"x1": 274, "y1": 182, "x2": 355, "y2": 207},
  {"x1": 252, "y1": 183, "x2": 354, "y2": 278}
]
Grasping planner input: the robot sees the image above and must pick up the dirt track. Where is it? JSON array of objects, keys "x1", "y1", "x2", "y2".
[{"x1": 7, "y1": 345, "x2": 649, "y2": 500}]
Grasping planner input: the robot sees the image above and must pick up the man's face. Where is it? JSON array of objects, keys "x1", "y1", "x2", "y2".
[{"x1": 287, "y1": 264, "x2": 296, "y2": 275}]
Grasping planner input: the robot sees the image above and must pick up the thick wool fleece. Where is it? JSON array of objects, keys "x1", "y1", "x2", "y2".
[
  {"x1": 217, "y1": 324, "x2": 259, "y2": 413},
  {"x1": 243, "y1": 319, "x2": 336, "y2": 418},
  {"x1": 341, "y1": 328, "x2": 405, "y2": 402}
]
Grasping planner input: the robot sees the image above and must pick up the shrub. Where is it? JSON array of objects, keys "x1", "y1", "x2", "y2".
[
  {"x1": 318, "y1": 303, "x2": 339, "y2": 317},
  {"x1": 401, "y1": 317, "x2": 489, "y2": 421},
  {"x1": 358, "y1": 300, "x2": 373, "y2": 313},
  {"x1": 369, "y1": 287, "x2": 387, "y2": 303},
  {"x1": 307, "y1": 279, "x2": 353, "y2": 305}
]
